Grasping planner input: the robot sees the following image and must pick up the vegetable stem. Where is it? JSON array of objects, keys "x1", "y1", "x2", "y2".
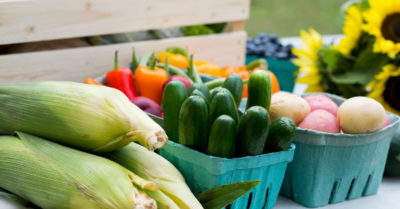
[
  {"x1": 131, "y1": 48, "x2": 139, "y2": 71},
  {"x1": 246, "y1": 59, "x2": 268, "y2": 71},
  {"x1": 114, "y1": 51, "x2": 119, "y2": 70},
  {"x1": 188, "y1": 55, "x2": 203, "y2": 84}
]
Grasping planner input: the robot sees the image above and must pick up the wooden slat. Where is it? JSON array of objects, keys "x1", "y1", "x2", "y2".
[
  {"x1": 0, "y1": 31, "x2": 246, "y2": 84},
  {"x1": 0, "y1": 0, "x2": 250, "y2": 45}
]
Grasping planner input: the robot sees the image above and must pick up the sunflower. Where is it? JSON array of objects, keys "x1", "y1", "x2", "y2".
[
  {"x1": 363, "y1": 0, "x2": 400, "y2": 57},
  {"x1": 334, "y1": 5, "x2": 364, "y2": 55},
  {"x1": 293, "y1": 28, "x2": 324, "y2": 92},
  {"x1": 367, "y1": 64, "x2": 400, "y2": 115}
]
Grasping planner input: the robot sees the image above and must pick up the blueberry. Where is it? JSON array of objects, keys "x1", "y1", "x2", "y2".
[
  {"x1": 269, "y1": 34, "x2": 278, "y2": 43},
  {"x1": 255, "y1": 46, "x2": 264, "y2": 55},
  {"x1": 264, "y1": 50, "x2": 274, "y2": 57},
  {"x1": 276, "y1": 52, "x2": 288, "y2": 59},
  {"x1": 257, "y1": 32, "x2": 268, "y2": 39},
  {"x1": 276, "y1": 43, "x2": 283, "y2": 50},
  {"x1": 267, "y1": 43, "x2": 278, "y2": 52},
  {"x1": 254, "y1": 38, "x2": 262, "y2": 45}
]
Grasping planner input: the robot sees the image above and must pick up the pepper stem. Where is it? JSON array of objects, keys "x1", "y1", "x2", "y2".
[
  {"x1": 165, "y1": 55, "x2": 171, "y2": 77},
  {"x1": 131, "y1": 48, "x2": 139, "y2": 71},
  {"x1": 114, "y1": 50, "x2": 119, "y2": 70},
  {"x1": 139, "y1": 52, "x2": 153, "y2": 66},
  {"x1": 149, "y1": 53, "x2": 157, "y2": 70}
]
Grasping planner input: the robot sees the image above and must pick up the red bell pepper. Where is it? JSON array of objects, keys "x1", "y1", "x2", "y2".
[{"x1": 106, "y1": 51, "x2": 138, "y2": 101}]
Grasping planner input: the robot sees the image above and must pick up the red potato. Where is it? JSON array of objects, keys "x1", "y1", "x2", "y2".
[
  {"x1": 381, "y1": 114, "x2": 391, "y2": 130},
  {"x1": 304, "y1": 94, "x2": 339, "y2": 116},
  {"x1": 299, "y1": 110, "x2": 340, "y2": 133}
]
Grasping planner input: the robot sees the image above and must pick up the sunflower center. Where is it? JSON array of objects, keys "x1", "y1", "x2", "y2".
[
  {"x1": 383, "y1": 76, "x2": 400, "y2": 111},
  {"x1": 381, "y1": 13, "x2": 400, "y2": 43}
]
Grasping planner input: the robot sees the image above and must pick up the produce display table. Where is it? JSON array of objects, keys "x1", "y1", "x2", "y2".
[
  {"x1": 0, "y1": 178, "x2": 397, "y2": 209},
  {"x1": 275, "y1": 177, "x2": 400, "y2": 209}
]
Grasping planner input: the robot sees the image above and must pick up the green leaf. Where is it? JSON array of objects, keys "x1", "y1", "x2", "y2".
[
  {"x1": 396, "y1": 154, "x2": 400, "y2": 161},
  {"x1": 329, "y1": 42, "x2": 388, "y2": 85},
  {"x1": 319, "y1": 47, "x2": 354, "y2": 75},
  {"x1": 196, "y1": 180, "x2": 260, "y2": 209},
  {"x1": 337, "y1": 83, "x2": 367, "y2": 98}
]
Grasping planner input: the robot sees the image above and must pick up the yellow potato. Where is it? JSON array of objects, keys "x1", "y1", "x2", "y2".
[
  {"x1": 270, "y1": 92, "x2": 310, "y2": 124},
  {"x1": 338, "y1": 97, "x2": 386, "y2": 134}
]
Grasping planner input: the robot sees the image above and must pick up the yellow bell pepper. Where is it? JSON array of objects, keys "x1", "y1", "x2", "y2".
[
  {"x1": 194, "y1": 61, "x2": 222, "y2": 77},
  {"x1": 157, "y1": 52, "x2": 189, "y2": 69}
]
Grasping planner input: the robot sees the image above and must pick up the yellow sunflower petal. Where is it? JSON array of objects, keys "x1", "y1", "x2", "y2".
[
  {"x1": 363, "y1": 0, "x2": 400, "y2": 57},
  {"x1": 367, "y1": 64, "x2": 400, "y2": 115},
  {"x1": 334, "y1": 5, "x2": 363, "y2": 55},
  {"x1": 292, "y1": 28, "x2": 325, "y2": 92}
]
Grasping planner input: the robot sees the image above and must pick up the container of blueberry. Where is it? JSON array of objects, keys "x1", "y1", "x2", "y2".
[{"x1": 246, "y1": 33, "x2": 297, "y2": 92}]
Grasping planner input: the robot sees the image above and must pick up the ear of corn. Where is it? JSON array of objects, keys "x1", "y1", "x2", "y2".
[
  {"x1": 103, "y1": 143, "x2": 203, "y2": 209},
  {"x1": 0, "y1": 82, "x2": 168, "y2": 152},
  {"x1": 140, "y1": 189, "x2": 180, "y2": 209},
  {"x1": 0, "y1": 132, "x2": 157, "y2": 209}
]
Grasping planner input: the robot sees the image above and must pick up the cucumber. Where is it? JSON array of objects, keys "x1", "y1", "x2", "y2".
[
  {"x1": 209, "y1": 87, "x2": 224, "y2": 101},
  {"x1": 188, "y1": 83, "x2": 210, "y2": 103},
  {"x1": 179, "y1": 95, "x2": 209, "y2": 152},
  {"x1": 162, "y1": 81, "x2": 188, "y2": 142},
  {"x1": 264, "y1": 117, "x2": 295, "y2": 153},
  {"x1": 222, "y1": 74, "x2": 243, "y2": 106},
  {"x1": 207, "y1": 115, "x2": 237, "y2": 158},
  {"x1": 191, "y1": 89, "x2": 209, "y2": 105},
  {"x1": 246, "y1": 70, "x2": 272, "y2": 111},
  {"x1": 209, "y1": 89, "x2": 239, "y2": 125},
  {"x1": 236, "y1": 106, "x2": 270, "y2": 156}
]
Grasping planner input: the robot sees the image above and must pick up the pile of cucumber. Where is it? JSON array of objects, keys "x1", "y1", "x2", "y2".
[{"x1": 162, "y1": 70, "x2": 296, "y2": 158}]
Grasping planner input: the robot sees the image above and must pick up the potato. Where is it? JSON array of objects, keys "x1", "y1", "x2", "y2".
[
  {"x1": 338, "y1": 97, "x2": 386, "y2": 134},
  {"x1": 270, "y1": 92, "x2": 310, "y2": 124},
  {"x1": 304, "y1": 94, "x2": 338, "y2": 116},
  {"x1": 299, "y1": 110, "x2": 340, "y2": 133}
]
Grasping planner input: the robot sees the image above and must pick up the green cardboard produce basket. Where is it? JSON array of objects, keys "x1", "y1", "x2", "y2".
[
  {"x1": 148, "y1": 113, "x2": 295, "y2": 209},
  {"x1": 280, "y1": 93, "x2": 400, "y2": 208},
  {"x1": 245, "y1": 56, "x2": 297, "y2": 92},
  {"x1": 159, "y1": 142, "x2": 295, "y2": 209},
  {"x1": 384, "y1": 131, "x2": 400, "y2": 176}
]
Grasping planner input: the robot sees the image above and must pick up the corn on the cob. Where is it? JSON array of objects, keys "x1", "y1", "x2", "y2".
[
  {"x1": 0, "y1": 132, "x2": 158, "y2": 209},
  {"x1": 0, "y1": 82, "x2": 168, "y2": 152},
  {"x1": 103, "y1": 143, "x2": 203, "y2": 209}
]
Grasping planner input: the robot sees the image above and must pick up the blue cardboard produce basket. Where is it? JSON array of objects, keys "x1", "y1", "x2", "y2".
[
  {"x1": 159, "y1": 141, "x2": 295, "y2": 209},
  {"x1": 280, "y1": 93, "x2": 400, "y2": 208}
]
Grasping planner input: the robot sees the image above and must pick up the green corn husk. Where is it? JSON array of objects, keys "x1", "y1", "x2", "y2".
[
  {"x1": 0, "y1": 82, "x2": 168, "y2": 152},
  {"x1": 0, "y1": 132, "x2": 158, "y2": 209},
  {"x1": 103, "y1": 143, "x2": 203, "y2": 209}
]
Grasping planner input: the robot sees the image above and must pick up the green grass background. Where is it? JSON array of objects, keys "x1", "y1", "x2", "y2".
[{"x1": 246, "y1": 0, "x2": 348, "y2": 37}]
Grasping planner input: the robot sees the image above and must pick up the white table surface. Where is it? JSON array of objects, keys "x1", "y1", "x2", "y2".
[
  {"x1": 274, "y1": 177, "x2": 400, "y2": 209},
  {"x1": 0, "y1": 178, "x2": 398, "y2": 209}
]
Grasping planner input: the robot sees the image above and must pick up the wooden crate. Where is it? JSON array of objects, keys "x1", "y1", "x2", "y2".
[{"x1": 0, "y1": 0, "x2": 249, "y2": 84}]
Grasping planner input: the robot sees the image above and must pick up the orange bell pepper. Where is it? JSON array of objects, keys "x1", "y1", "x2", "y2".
[
  {"x1": 135, "y1": 53, "x2": 168, "y2": 104},
  {"x1": 194, "y1": 61, "x2": 221, "y2": 77},
  {"x1": 84, "y1": 77, "x2": 104, "y2": 86},
  {"x1": 157, "y1": 52, "x2": 189, "y2": 69},
  {"x1": 220, "y1": 66, "x2": 237, "y2": 78}
]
